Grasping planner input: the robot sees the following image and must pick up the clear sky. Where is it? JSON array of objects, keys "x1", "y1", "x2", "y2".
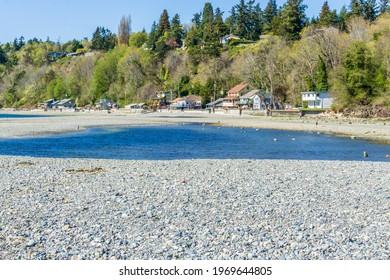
[{"x1": 0, "y1": 0, "x2": 349, "y2": 43}]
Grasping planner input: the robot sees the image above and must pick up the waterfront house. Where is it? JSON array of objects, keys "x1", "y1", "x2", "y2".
[
  {"x1": 170, "y1": 95, "x2": 202, "y2": 109},
  {"x1": 185, "y1": 95, "x2": 202, "y2": 109},
  {"x1": 96, "y1": 99, "x2": 113, "y2": 110},
  {"x1": 222, "y1": 83, "x2": 250, "y2": 108},
  {"x1": 301, "y1": 91, "x2": 333, "y2": 109},
  {"x1": 38, "y1": 99, "x2": 56, "y2": 109},
  {"x1": 206, "y1": 98, "x2": 224, "y2": 109},
  {"x1": 125, "y1": 103, "x2": 147, "y2": 109},
  {"x1": 52, "y1": 99, "x2": 75, "y2": 109},
  {"x1": 170, "y1": 97, "x2": 187, "y2": 109},
  {"x1": 237, "y1": 89, "x2": 261, "y2": 109}
]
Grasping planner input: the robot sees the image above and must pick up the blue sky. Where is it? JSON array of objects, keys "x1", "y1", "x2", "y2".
[{"x1": 0, "y1": 0, "x2": 349, "y2": 43}]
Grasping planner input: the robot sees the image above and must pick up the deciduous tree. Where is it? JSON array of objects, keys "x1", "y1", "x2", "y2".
[{"x1": 118, "y1": 15, "x2": 131, "y2": 46}]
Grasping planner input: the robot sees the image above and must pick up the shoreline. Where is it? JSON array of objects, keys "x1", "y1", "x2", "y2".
[{"x1": 1, "y1": 110, "x2": 389, "y2": 144}]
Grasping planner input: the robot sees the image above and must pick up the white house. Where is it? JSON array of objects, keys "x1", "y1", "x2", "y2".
[
  {"x1": 220, "y1": 34, "x2": 240, "y2": 46},
  {"x1": 301, "y1": 91, "x2": 333, "y2": 109},
  {"x1": 170, "y1": 95, "x2": 202, "y2": 109}
]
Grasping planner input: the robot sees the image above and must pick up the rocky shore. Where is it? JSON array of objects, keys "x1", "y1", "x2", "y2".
[{"x1": 0, "y1": 156, "x2": 389, "y2": 260}]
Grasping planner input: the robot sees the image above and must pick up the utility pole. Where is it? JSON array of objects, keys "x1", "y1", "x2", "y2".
[{"x1": 213, "y1": 82, "x2": 216, "y2": 102}]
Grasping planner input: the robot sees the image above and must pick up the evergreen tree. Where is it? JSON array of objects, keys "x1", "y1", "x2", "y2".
[
  {"x1": 101, "y1": 28, "x2": 117, "y2": 51},
  {"x1": 320, "y1": 1, "x2": 331, "y2": 19},
  {"x1": 147, "y1": 22, "x2": 160, "y2": 50},
  {"x1": 319, "y1": 1, "x2": 331, "y2": 25},
  {"x1": 338, "y1": 5, "x2": 348, "y2": 31},
  {"x1": 263, "y1": 0, "x2": 278, "y2": 34},
  {"x1": 214, "y1": 8, "x2": 227, "y2": 38},
  {"x1": 158, "y1": 9, "x2": 171, "y2": 36},
  {"x1": 316, "y1": 57, "x2": 328, "y2": 91},
  {"x1": 201, "y1": 2, "x2": 215, "y2": 42},
  {"x1": 226, "y1": 0, "x2": 263, "y2": 40},
  {"x1": 186, "y1": 13, "x2": 202, "y2": 47},
  {"x1": 91, "y1": 27, "x2": 102, "y2": 50},
  {"x1": 201, "y1": 2, "x2": 214, "y2": 29},
  {"x1": 0, "y1": 45, "x2": 8, "y2": 64},
  {"x1": 233, "y1": 0, "x2": 249, "y2": 38},
  {"x1": 349, "y1": 0, "x2": 364, "y2": 17},
  {"x1": 318, "y1": 1, "x2": 339, "y2": 27},
  {"x1": 192, "y1": 12, "x2": 202, "y2": 27},
  {"x1": 272, "y1": 0, "x2": 307, "y2": 41},
  {"x1": 379, "y1": 0, "x2": 389, "y2": 14},
  {"x1": 171, "y1": 14, "x2": 184, "y2": 47},
  {"x1": 249, "y1": 3, "x2": 263, "y2": 40},
  {"x1": 91, "y1": 27, "x2": 116, "y2": 51},
  {"x1": 12, "y1": 36, "x2": 25, "y2": 51},
  {"x1": 362, "y1": 0, "x2": 378, "y2": 21}
]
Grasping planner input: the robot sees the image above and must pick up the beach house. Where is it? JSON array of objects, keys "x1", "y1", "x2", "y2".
[
  {"x1": 51, "y1": 99, "x2": 75, "y2": 109},
  {"x1": 301, "y1": 91, "x2": 333, "y2": 109},
  {"x1": 169, "y1": 95, "x2": 202, "y2": 109},
  {"x1": 222, "y1": 83, "x2": 250, "y2": 108},
  {"x1": 236, "y1": 89, "x2": 262, "y2": 109}
]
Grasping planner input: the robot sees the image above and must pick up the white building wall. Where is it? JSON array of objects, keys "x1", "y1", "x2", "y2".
[{"x1": 321, "y1": 97, "x2": 333, "y2": 109}]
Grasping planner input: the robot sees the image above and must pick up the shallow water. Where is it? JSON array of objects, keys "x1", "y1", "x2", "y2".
[
  {"x1": 0, "y1": 124, "x2": 389, "y2": 161},
  {"x1": 0, "y1": 113, "x2": 53, "y2": 119}
]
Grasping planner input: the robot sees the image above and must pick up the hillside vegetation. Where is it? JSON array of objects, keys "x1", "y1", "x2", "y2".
[{"x1": 0, "y1": 0, "x2": 389, "y2": 113}]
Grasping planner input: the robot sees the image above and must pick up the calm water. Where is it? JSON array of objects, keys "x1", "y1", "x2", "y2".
[
  {"x1": 0, "y1": 124, "x2": 389, "y2": 161},
  {"x1": 0, "y1": 113, "x2": 53, "y2": 119}
]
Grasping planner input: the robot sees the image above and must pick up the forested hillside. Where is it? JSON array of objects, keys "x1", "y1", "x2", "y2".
[{"x1": 0, "y1": 0, "x2": 389, "y2": 111}]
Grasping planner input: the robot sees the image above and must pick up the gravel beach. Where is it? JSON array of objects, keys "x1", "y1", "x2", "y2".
[
  {"x1": 0, "y1": 111, "x2": 389, "y2": 260},
  {"x1": 0, "y1": 156, "x2": 389, "y2": 260}
]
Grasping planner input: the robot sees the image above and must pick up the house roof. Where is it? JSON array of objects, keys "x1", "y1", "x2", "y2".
[
  {"x1": 222, "y1": 34, "x2": 240, "y2": 40},
  {"x1": 185, "y1": 95, "x2": 202, "y2": 102},
  {"x1": 227, "y1": 83, "x2": 249, "y2": 95},
  {"x1": 206, "y1": 98, "x2": 224, "y2": 106},
  {"x1": 223, "y1": 96, "x2": 239, "y2": 100},
  {"x1": 241, "y1": 89, "x2": 260, "y2": 99},
  {"x1": 58, "y1": 99, "x2": 73, "y2": 105},
  {"x1": 301, "y1": 91, "x2": 329, "y2": 94},
  {"x1": 172, "y1": 98, "x2": 185, "y2": 103}
]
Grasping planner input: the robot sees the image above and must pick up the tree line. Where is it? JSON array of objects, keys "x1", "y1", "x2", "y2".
[{"x1": 0, "y1": 0, "x2": 389, "y2": 110}]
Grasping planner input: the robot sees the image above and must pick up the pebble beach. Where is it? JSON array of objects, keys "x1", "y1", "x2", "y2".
[{"x1": 0, "y1": 110, "x2": 389, "y2": 260}]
